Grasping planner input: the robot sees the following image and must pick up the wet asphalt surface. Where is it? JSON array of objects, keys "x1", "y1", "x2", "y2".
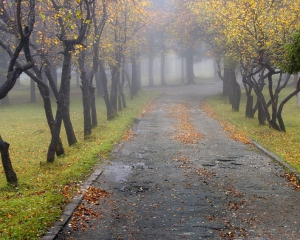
[{"x1": 56, "y1": 83, "x2": 300, "y2": 240}]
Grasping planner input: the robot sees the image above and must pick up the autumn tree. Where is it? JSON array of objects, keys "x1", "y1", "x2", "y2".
[
  {"x1": 47, "y1": 0, "x2": 91, "y2": 162},
  {"x1": 169, "y1": 0, "x2": 204, "y2": 85},
  {"x1": 0, "y1": 0, "x2": 36, "y2": 184},
  {"x1": 78, "y1": 0, "x2": 107, "y2": 137},
  {"x1": 192, "y1": 0, "x2": 300, "y2": 128}
]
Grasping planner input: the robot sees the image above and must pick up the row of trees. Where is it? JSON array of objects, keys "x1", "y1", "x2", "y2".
[
  {"x1": 1, "y1": 0, "x2": 300, "y2": 184},
  {"x1": 182, "y1": 0, "x2": 300, "y2": 131},
  {"x1": 0, "y1": 0, "x2": 160, "y2": 184}
]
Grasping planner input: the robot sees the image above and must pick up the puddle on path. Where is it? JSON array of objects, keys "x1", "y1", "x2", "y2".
[
  {"x1": 103, "y1": 162, "x2": 133, "y2": 183},
  {"x1": 103, "y1": 161, "x2": 147, "y2": 183}
]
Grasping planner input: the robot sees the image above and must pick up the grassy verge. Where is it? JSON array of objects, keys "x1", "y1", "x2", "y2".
[
  {"x1": 203, "y1": 86, "x2": 300, "y2": 173},
  {"x1": 0, "y1": 88, "x2": 160, "y2": 239}
]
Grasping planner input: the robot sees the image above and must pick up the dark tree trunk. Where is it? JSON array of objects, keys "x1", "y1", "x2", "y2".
[
  {"x1": 245, "y1": 95, "x2": 254, "y2": 118},
  {"x1": 244, "y1": 77, "x2": 254, "y2": 118},
  {"x1": 99, "y1": 60, "x2": 113, "y2": 120},
  {"x1": 79, "y1": 51, "x2": 92, "y2": 137},
  {"x1": 257, "y1": 99, "x2": 266, "y2": 125},
  {"x1": 227, "y1": 67, "x2": 240, "y2": 111},
  {"x1": 47, "y1": 102, "x2": 64, "y2": 162},
  {"x1": 110, "y1": 65, "x2": 118, "y2": 116},
  {"x1": 47, "y1": 45, "x2": 77, "y2": 162},
  {"x1": 59, "y1": 46, "x2": 77, "y2": 146},
  {"x1": 186, "y1": 47, "x2": 195, "y2": 84},
  {"x1": 90, "y1": 86, "x2": 97, "y2": 127},
  {"x1": 0, "y1": 136, "x2": 18, "y2": 185},
  {"x1": 30, "y1": 78, "x2": 36, "y2": 103},
  {"x1": 120, "y1": 55, "x2": 127, "y2": 109},
  {"x1": 95, "y1": 70, "x2": 104, "y2": 96}
]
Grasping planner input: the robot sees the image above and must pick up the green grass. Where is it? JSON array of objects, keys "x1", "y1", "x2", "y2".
[
  {"x1": 0, "y1": 86, "x2": 160, "y2": 239},
  {"x1": 205, "y1": 86, "x2": 300, "y2": 172}
]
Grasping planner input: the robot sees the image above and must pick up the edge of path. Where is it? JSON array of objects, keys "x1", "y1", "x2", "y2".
[{"x1": 251, "y1": 140, "x2": 300, "y2": 181}]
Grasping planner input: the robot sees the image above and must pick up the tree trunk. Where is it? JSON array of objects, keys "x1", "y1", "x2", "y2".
[
  {"x1": 110, "y1": 65, "x2": 118, "y2": 116},
  {"x1": 228, "y1": 67, "x2": 240, "y2": 111},
  {"x1": 257, "y1": 98, "x2": 266, "y2": 125},
  {"x1": 47, "y1": 45, "x2": 77, "y2": 162},
  {"x1": 181, "y1": 57, "x2": 185, "y2": 83},
  {"x1": 137, "y1": 54, "x2": 142, "y2": 90},
  {"x1": 79, "y1": 51, "x2": 92, "y2": 137},
  {"x1": 161, "y1": 51, "x2": 166, "y2": 86},
  {"x1": 35, "y1": 81, "x2": 64, "y2": 157},
  {"x1": 90, "y1": 86, "x2": 97, "y2": 127},
  {"x1": 0, "y1": 136, "x2": 18, "y2": 185},
  {"x1": 95, "y1": 70, "x2": 104, "y2": 96},
  {"x1": 186, "y1": 47, "x2": 195, "y2": 84},
  {"x1": 47, "y1": 103, "x2": 64, "y2": 162},
  {"x1": 245, "y1": 95, "x2": 254, "y2": 118},
  {"x1": 99, "y1": 60, "x2": 113, "y2": 120},
  {"x1": 149, "y1": 54, "x2": 154, "y2": 87},
  {"x1": 120, "y1": 55, "x2": 127, "y2": 109},
  {"x1": 131, "y1": 57, "x2": 138, "y2": 97}
]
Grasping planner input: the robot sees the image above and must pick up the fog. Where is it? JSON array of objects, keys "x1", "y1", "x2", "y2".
[{"x1": 139, "y1": 55, "x2": 215, "y2": 86}]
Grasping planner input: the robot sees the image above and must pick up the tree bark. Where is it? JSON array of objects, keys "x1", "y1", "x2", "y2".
[
  {"x1": 0, "y1": 136, "x2": 18, "y2": 185},
  {"x1": 110, "y1": 65, "x2": 118, "y2": 116},
  {"x1": 99, "y1": 60, "x2": 113, "y2": 120},
  {"x1": 95, "y1": 70, "x2": 104, "y2": 96},
  {"x1": 47, "y1": 44, "x2": 77, "y2": 162},
  {"x1": 79, "y1": 50, "x2": 92, "y2": 137},
  {"x1": 257, "y1": 98, "x2": 266, "y2": 125},
  {"x1": 90, "y1": 86, "x2": 98, "y2": 127}
]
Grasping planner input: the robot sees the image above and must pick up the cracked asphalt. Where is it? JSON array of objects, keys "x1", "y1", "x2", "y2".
[{"x1": 55, "y1": 83, "x2": 300, "y2": 240}]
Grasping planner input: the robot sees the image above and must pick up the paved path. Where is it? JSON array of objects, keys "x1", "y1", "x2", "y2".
[{"x1": 56, "y1": 83, "x2": 300, "y2": 240}]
